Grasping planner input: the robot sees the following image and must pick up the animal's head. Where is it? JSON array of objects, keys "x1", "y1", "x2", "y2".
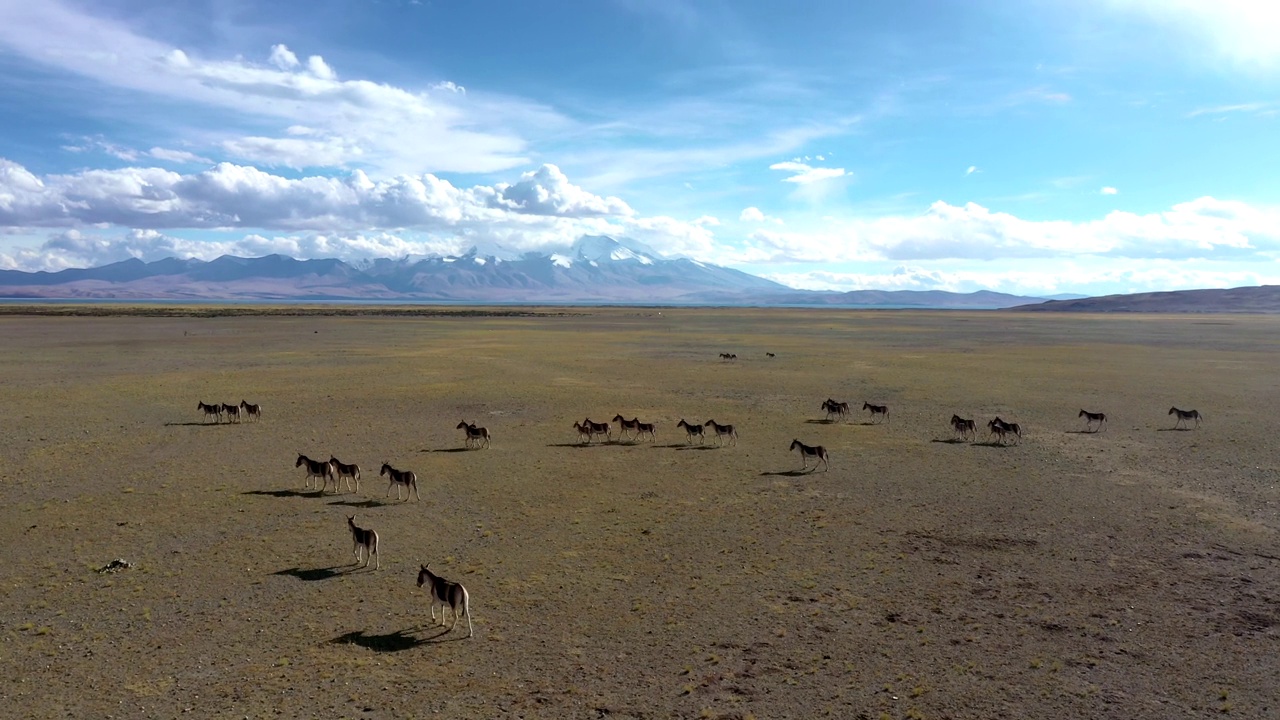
[
  {"x1": 417, "y1": 564, "x2": 433, "y2": 587},
  {"x1": 295, "y1": 455, "x2": 304, "y2": 467},
  {"x1": 380, "y1": 463, "x2": 390, "y2": 476}
]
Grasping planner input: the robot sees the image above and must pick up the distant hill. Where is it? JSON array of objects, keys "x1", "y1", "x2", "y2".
[
  {"x1": 0, "y1": 237, "x2": 1053, "y2": 308},
  {"x1": 1009, "y1": 285, "x2": 1280, "y2": 313}
]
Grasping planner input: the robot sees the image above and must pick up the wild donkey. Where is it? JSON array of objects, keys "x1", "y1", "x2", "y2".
[
  {"x1": 417, "y1": 564, "x2": 472, "y2": 638},
  {"x1": 347, "y1": 515, "x2": 379, "y2": 569}
]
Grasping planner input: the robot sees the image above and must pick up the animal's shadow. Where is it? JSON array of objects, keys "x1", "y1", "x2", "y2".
[
  {"x1": 427, "y1": 447, "x2": 473, "y2": 453},
  {"x1": 242, "y1": 489, "x2": 323, "y2": 499},
  {"x1": 165, "y1": 422, "x2": 227, "y2": 427},
  {"x1": 805, "y1": 419, "x2": 838, "y2": 425},
  {"x1": 1065, "y1": 430, "x2": 1101, "y2": 434},
  {"x1": 546, "y1": 442, "x2": 611, "y2": 448},
  {"x1": 931, "y1": 438, "x2": 968, "y2": 444},
  {"x1": 971, "y1": 441, "x2": 1014, "y2": 448},
  {"x1": 1157, "y1": 427, "x2": 1197, "y2": 432},
  {"x1": 329, "y1": 628, "x2": 438, "y2": 652},
  {"x1": 273, "y1": 565, "x2": 350, "y2": 582},
  {"x1": 676, "y1": 445, "x2": 719, "y2": 451},
  {"x1": 760, "y1": 469, "x2": 818, "y2": 477},
  {"x1": 328, "y1": 498, "x2": 388, "y2": 509}
]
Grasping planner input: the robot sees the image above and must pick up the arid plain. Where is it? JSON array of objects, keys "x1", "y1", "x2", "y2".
[{"x1": 1, "y1": 307, "x2": 1278, "y2": 719}]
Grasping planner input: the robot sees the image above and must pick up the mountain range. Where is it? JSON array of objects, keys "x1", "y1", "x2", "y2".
[{"x1": 0, "y1": 236, "x2": 1052, "y2": 308}]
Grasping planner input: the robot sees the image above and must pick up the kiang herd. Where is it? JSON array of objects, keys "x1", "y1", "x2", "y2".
[{"x1": 200, "y1": 352, "x2": 1204, "y2": 642}]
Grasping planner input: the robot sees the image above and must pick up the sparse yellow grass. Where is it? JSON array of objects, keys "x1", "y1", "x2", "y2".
[{"x1": 0, "y1": 308, "x2": 1277, "y2": 718}]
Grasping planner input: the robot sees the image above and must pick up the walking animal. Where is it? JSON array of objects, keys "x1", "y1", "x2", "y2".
[
  {"x1": 703, "y1": 419, "x2": 738, "y2": 446},
  {"x1": 1078, "y1": 409, "x2": 1106, "y2": 432},
  {"x1": 789, "y1": 439, "x2": 830, "y2": 471},
  {"x1": 862, "y1": 402, "x2": 889, "y2": 424},
  {"x1": 221, "y1": 403, "x2": 241, "y2": 423},
  {"x1": 1168, "y1": 407, "x2": 1202, "y2": 429},
  {"x1": 456, "y1": 421, "x2": 491, "y2": 449},
  {"x1": 239, "y1": 400, "x2": 262, "y2": 422},
  {"x1": 950, "y1": 414, "x2": 977, "y2": 441},
  {"x1": 329, "y1": 456, "x2": 361, "y2": 493},
  {"x1": 347, "y1": 515, "x2": 379, "y2": 569},
  {"x1": 612, "y1": 414, "x2": 642, "y2": 440},
  {"x1": 417, "y1": 564, "x2": 473, "y2": 638},
  {"x1": 297, "y1": 454, "x2": 336, "y2": 492},
  {"x1": 676, "y1": 419, "x2": 705, "y2": 444},
  {"x1": 822, "y1": 399, "x2": 850, "y2": 421},
  {"x1": 197, "y1": 401, "x2": 222, "y2": 423},
  {"x1": 582, "y1": 418, "x2": 612, "y2": 443},
  {"x1": 380, "y1": 462, "x2": 421, "y2": 501}
]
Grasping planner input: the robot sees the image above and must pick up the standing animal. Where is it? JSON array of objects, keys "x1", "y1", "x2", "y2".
[
  {"x1": 703, "y1": 419, "x2": 738, "y2": 446},
  {"x1": 1078, "y1": 409, "x2": 1106, "y2": 432},
  {"x1": 417, "y1": 564, "x2": 473, "y2": 638},
  {"x1": 822, "y1": 399, "x2": 850, "y2": 421},
  {"x1": 634, "y1": 421, "x2": 657, "y2": 442},
  {"x1": 329, "y1": 456, "x2": 361, "y2": 493},
  {"x1": 347, "y1": 515, "x2": 379, "y2": 569},
  {"x1": 862, "y1": 402, "x2": 889, "y2": 424},
  {"x1": 380, "y1": 463, "x2": 421, "y2": 501},
  {"x1": 676, "y1": 419, "x2": 705, "y2": 444},
  {"x1": 239, "y1": 400, "x2": 262, "y2": 422},
  {"x1": 789, "y1": 439, "x2": 830, "y2": 471},
  {"x1": 221, "y1": 403, "x2": 241, "y2": 423},
  {"x1": 1168, "y1": 407, "x2": 1202, "y2": 429},
  {"x1": 456, "y1": 421, "x2": 492, "y2": 449},
  {"x1": 988, "y1": 417, "x2": 1022, "y2": 445},
  {"x1": 572, "y1": 421, "x2": 593, "y2": 444},
  {"x1": 297, "y1": 454, "x2": 336, "y2": 492},
  {"x1": 197, "y1": 401, "x2": 222, "y2": 423},
  {"x1": 582, "y1": 418, "x2": 612, "y2": 443}
]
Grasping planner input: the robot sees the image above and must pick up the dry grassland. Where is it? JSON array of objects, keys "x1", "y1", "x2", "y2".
[{"x1": 1, "y1": 307, "x2": 1278, "y2": 719}]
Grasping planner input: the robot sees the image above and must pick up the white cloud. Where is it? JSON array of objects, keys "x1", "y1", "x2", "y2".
[
  {"x1": 491, "y1": 164, "x2": 633, "y2": 217},
  {"x1": 306, "y1": 55, "x2": 336, "y2": 81},
  {"x1": 268, "y1": 44, "x2": 299, "y2": 70},
  {"x1": 768, "y1": 160, "x2": 847, "y2": 184},
  {"x1": 738, "y1": 206, "x2": 782, "y2": 224},
  {"x1": 1103, "y1": 0, "x2": 1280, "y2": 70},
  {"x1": 1101, "y1": 186, "x2": 1118, "y2": 195},
  {"x1": 147, "y1": 147, "x2": 213, "y2": 165},
  {"x1": 966, "y1": 165, "x2": 979, "y2": 176}
]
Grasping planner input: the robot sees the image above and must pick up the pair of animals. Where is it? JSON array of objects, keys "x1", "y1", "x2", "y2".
[
  {"x1": 821, "y1": 399, "x2": 889, "y2": 423},
  {"x1": 197, "y1": 400, "x2": 261, "y2": 423},
  {"x1": 345, "y1": 516, "x2": 472, "y2": 638},
  {"x1": 295, "y1": 455, "x2": 421, "y2": 500}
]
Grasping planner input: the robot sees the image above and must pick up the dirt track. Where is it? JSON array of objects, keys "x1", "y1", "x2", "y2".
[{"x1": 1, "y1": 308, "x2": 1277, "y2": 719}]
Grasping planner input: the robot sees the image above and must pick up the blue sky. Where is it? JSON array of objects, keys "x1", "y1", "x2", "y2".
[{"x1": 1, "y1": 0, "x2": 1278, "y2": 296}]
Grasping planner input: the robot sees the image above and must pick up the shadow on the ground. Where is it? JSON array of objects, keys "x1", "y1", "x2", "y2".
[
  {"x1": 428, "y1": 447, "x2": 473, "y2": 453},
  {"x1": 676, "y1": 446, "x2": 718, "y2": 451},
  {"x1": 971, "y1": 441, "x2": 1014, "y2": 448},
  {"x1": 805, "y1": 419, "x2": 838, "y2": 425},
  {"x1": 931, "y1": 438, "x2": 968, "y2": 444},
  {"x1": 546, "y1": 442, "x2": 612, "y2": 448},
  {"x1": 273, "y1": 565, "x2": 350, "y2": 582},
  {"x1": 760, "y1": 469, "x2": 815, "y2": 477},
  {"x1": 329, "y1": 628, "x2": 435, "y2": 652},
  {"x1": 164, "y1": 421, "x2": 227, "y2": 427},
  {"x1": 328, "y1": 498, "x2": 387, "y2": 509},
  {"x1": 242, "y1": 489, "x2": 322, "y2": 498},
  {"x1": 1157, "y1": 427, "x2": 1197, "y2": 432},
  {"x1": 1065, "y1": 430, "x2": 1102, "y2": 434}
]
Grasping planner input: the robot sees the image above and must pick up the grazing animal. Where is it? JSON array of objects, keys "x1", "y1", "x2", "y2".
[
  {"x1": 417, "y1": 564, "x2": 473, "y2": 638},
  {"x1": 197, "y1": 401, "x2": 222, "y2": 423},
  {"x1": 950, "y1": 414, "x2": 977, "y2": 441},
  {"x1": 347, "y1": 515, "x2": 379, "y2": 569},
  {"x1": 703, "y1": 419, "x2": 738, "y2": 446},
  {"x1": 634, "y1": 421, "x2": 657, "y2": 442},
  {"x1": 456, "y1": 421, "x2": 491, "y2": 449},
  {"x1": 380, "y1": 462, "x2": 421, "y2": 501},
  {"x1": 1169, "y1": 407, "x2": 1202, "y2": 429},
  {"x1": 862, "y1": 402, "x2": 889, "y2": 424},
  {"x1": 612, "y1": 414, "x2": 642, "y2": 440},
  {"x1": 329, "y1": 456, "x2": 361, "y2": 493},
  {"x1": 582, "y1": 418, "x2": 612, "y2": 443},
  {"x1": 221, "y1": 402, "x2": 241, "y2": 423},
  {"x1": 1078, "y1": 409, "x2": 1107, "y2": 432},
  {"x1": 789, "y1": 439, "x2": 830, "y2": 471},
  {"x1": 239, "y1": 400, "x2": 262, "y2": 422},
  {"x1": 676, "y1": 419, "x2": 705, "y2": 444},
  {"x1": 822, "y1": 398, "x2": 850, "y2": 421},
  {"x1": 297, "y1": 454, "x2": 336, "y2": 491}
]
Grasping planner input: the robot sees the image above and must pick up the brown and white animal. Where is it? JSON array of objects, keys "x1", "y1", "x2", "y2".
[
  {"x1": 329, "y1": 456, "x2": 361, "y2": 493},
  {"x1": 572, "y1": 420, "x2": 593, "y2": 444},
  {"x1": 676, "y1": 419, "x2": 704, "y2": 444},
  {"x1": 822, "y1": 399, "x2": 850, "y2": 421},
  {"x1": 862, "y1": 402, "x2": 889, "y2": 424},
  {"x1": 197, "y1": 401, "x2": 222, "y2": 423},
  {"x1": 297, "y1": 454, "x2": 336, "y2": 491},
  {"x1": 988, "y1": 417, "x2": 1022, "y2": 444},
  {"x1": 380, "y1": 462, "x2": 420, "y2": 501},
  {"x1": 634, "y1": 421, "x2": 657, "y2": 442},
  {"x1": 347, "y1": 515, "x2": 379, "y2": 569},
  {"x1": 417, "y1": 564, "x2": 472, "y2": 638},
  {"x1": 221, "y1": 402, "x2": 241, "y2": 423},
  {"x1": 239, "y1": 400, "x2": 262, "y2": 422},
  {"x1": 1168, "y1": 407, "x2": 1202, "y2": 429},
  {"x1": 1078, "y1": 409, "x2": 1106, "y2": 432},
  {"x1": 612, "y1": 414, "x2": 642, "y2": 440},
  {"x1": 950, "y1": 414, "x2": 977, "y2": 441},
  {"x1": 582, "y1": 418, "x2": 612, "y2": 443},
  {"x1": 703, "y1": 419, "x2": 738, "y2": 446},
  {"x1": 456, "y1": 421, "x2": 491, "y2": 449},
  {"x1": 790, "y1": 439, "x2": 830, "y2": 471}
]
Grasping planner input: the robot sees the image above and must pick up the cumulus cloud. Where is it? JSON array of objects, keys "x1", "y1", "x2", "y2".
[
  {"x1": 1101, "y1": 186, "x2": 1118, "y2": 195},
  {"x1": 768, "y1": 160, "x2": 847, "y2": 184},
  {"x1": 738, "y1": 206, "x2": 782, "y2": 224},
  {"x1": 490, "y1": 165, "x2": 633, "y2": 217},
  {"x1": 268, "y1": 44, "x2": 299, "y2": 70}
]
